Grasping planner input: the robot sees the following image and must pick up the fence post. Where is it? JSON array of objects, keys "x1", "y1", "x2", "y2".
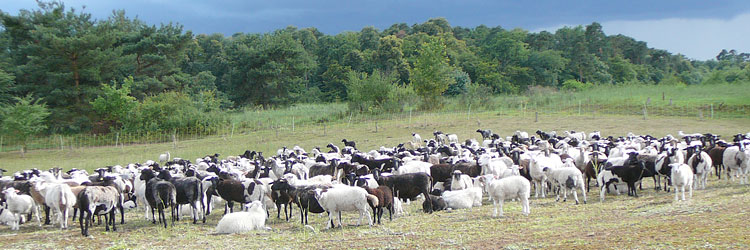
[
  {"x1": 535, "y1": 112, "x2": 538, "y2": 122},
  {"x1": 699, "y1": 109, "x2": 704, "y2": 120},
  {"x1": 231, "y1": 123, "x2": 236, "y2": 138},
  {"x1": 348, "y1": 112, "x2": 353, "y2": 127},
  {"x1": 0, "y1": 135, "x2": 3, "y2": 152},
  {"x1": 642, "y1": 103, "x2": 648, "y2": 120},
  {"x1": 409, "y1": 109, "x2": 412, "y2": 124},
  {"x1": 467, "y1": 104, "x2": 472, "y2": 120},
  {"x1": 578, "y1": 100, "x2": 581, "y2": 115},
  {"x1": 60, "y1": 135, "x2": 64, "y2": 151},
  {"x1": 172, "y1": 131, "x2": 177, "y2": 149},
  {"x1": 710, "y1": 104, "x2": 714, "y2": 119},
  {"x1": 292, "y1": 117, "x2": 295, "y2": 132},
  {"x1": 323, "y1": 123, "x2": 327, "y2": 136},
  {"x1": 375, "y1": 121, "x2": 378, "y2": 133}
]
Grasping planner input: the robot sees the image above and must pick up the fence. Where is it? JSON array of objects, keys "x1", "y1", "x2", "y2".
[{"x1": 1, "y1": 99, "x2": 747, "y2": 153}]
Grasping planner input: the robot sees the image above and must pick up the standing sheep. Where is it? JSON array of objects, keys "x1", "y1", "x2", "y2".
[
  {"x1": 670, "y1": 163, "x2": 694, "y2": 202},
  {"x1": 479, "y1": 176, "x2": 530, "y2": 217},
  {"x1": 1, "y1": 187, "x2": 41, "y2": 230},
  {"x1": 315, "y1": 185, "x2": 378, "y2": 229}
]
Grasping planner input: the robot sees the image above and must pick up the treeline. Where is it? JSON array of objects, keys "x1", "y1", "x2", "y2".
[{"x1": 1, "y1": 2, "x2": 749, "y2": 136}]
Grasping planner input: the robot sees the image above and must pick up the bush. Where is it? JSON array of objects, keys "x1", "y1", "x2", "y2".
[
  {"x1": 345, "y1": 70, "x2": 412, "y2": 113},
  {"x1": 121, "y1": 91, "x2": 228, "y2": 134},
  {"x1": 560, "y1": 79, "x2": 592, "y2": 91}
]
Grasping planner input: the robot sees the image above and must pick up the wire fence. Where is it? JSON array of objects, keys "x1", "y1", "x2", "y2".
[{"x1": 0, "y1": 100, "x2": 747, "y2": 153}]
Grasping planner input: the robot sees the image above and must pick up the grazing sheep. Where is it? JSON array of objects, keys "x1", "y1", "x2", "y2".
[
  {"x1": 77, "y1": 185, "x2": 119, "y2": 236},
  {"x1": 670, "y1": 163, "x2": 694, "y2": 202},
  {"x1": 315, "y1": 185, "x2": 378, "y2": 229},
  {"x1": 723, "y1": 146, "x2": 750, "y2": 184},
  {"x1": 477, "y1": 129, "x2": 493, "y2": 140},
  {"x1": 543, "y1": 164, "x2": 587, "y2": 204},
  {"x1": 1, "y1": 187, "x2": 41, "y2": 230},
  {"x1": 215, "y1": 201, "x2": 269, "y2": 233},
  {"x1": 479, "y1": 176, "x2": 530, "y2": 217}
]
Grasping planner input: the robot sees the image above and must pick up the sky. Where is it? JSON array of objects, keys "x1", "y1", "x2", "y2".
[{"x1": 1, "y1": 0, "x2": 749, "y2": 60}]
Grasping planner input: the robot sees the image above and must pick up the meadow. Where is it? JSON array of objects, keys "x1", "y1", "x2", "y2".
[
  {"x1": 1, "y1": 82, "x2": 750, "y2": 249},
  {"x1": 1, "y1": 108, "x2": 749, "y2": 249}
]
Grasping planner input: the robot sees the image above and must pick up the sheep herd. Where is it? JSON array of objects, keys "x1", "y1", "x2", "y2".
[{"x1": 1, "y1": 129, "x2": 749, "y2": 237}]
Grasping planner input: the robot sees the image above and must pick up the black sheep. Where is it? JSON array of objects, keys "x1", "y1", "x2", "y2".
[
  {"x1": 373, "y1": 169, "x2": 433, "y2": 213},
  {"x1": 157, "y1": 170, "x2": 205, "y2": 224}
]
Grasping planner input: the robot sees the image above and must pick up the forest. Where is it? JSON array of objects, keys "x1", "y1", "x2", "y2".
[{"x1": 1, "y1": 2, "x2": 749, "y2": 137}]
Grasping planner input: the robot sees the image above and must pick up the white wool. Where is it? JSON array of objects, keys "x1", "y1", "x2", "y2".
[
  {"x1": 671, "y1": 163, "x2": 694, "y2": 202},
  {"x1": 215, "y1": 201, "x2": 268, "y2": 234},
  {"x1": 482, "y1": 176, "x2": 530, "y2": 217},
  {"x1": 441, "y1": 187, "x2": 482, "y2": 210}
]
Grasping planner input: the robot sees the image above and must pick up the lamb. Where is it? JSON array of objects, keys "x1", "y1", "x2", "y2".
[
  {"x1": 315, "y1": 185, "x2": 378, "y2": 229},
  {"x1": 215, "y1": 201, "x2": 269, "y2": 233},
  {"x1": 1, "y1": 187, "x2": 41, "y2": 230},
  {"x1": 76, "y1": 185, "x2": 119, "y2": 236},
  {"x1": 450, "y1": 170, "x2": 473, "y2": 190},
  {"x1": 478, "y1": 176, "x2": 530, "y2": 217},
  {"x1": 441, "y1": 187, "x2": 482, "y2": 210},
  {"x1": 542, "y1": 164, "x2": 587, "y2": 204},
  {"x1": 670, "y1": 163, "x2": 694, "y2": 202}
]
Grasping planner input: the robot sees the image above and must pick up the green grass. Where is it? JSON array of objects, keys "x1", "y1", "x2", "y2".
[{"x1": 1, "y1": 111, "x2": 750, "y2": 248}]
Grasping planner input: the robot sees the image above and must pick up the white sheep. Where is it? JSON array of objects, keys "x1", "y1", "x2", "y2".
[
  {"x1": 1, "y1": 188, "x2": 41, "y2": 230},
  {"x1": 542, "y1": 163, "x2": 587, "y2": 204},
  {"x1": 670, "y1": 163, "x2": 694, "y2": 202},
  {"x1": 529, "y1": 153, "x2": 562, "y2": 198},
  {"x1": 450, "y1": 170, "x2": 473, "y2": 191},
  {"x1": 479, "y1": 175, "x2": 530, "y2": 217},
  {"x1": 447, "y1": 134, "x2": 459, "y2": 145},
  {"x1": 34, "y1": 180, "x2": 77, "y2": 229},
  {"x1": 412, "y1": 133, "x2": 422, "y2": 144},
  {"x1": 441, "y1": 187, "x2": 482, "y2": 210},
  {"x1": 393, "y1": 160, "x2": 432, "y2": 176},
  {"x1": 687, "y1": 150, "x2": 712, "y2": 190},
  {"x1": 159, "y1": 151, "x2": 171, "y2": 164},
  {"x1": 315, "y1": 185, "x2": 377, "y2": 229},
  {"x1": 215, "y1": 201, "x2": 269, "y2": 234},
  {"x1": 723, "y1": 146, "x2": 750, "y2": 184}
]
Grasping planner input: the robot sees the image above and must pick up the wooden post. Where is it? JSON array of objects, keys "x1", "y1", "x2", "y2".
[
  {"x1": 231, "y1": 123, "x2": 235, "y2": 138},
  {"x1": 348, "y1": 112, "x2": 352, "y2": 127},
  {"x1": 323, "y1": 123, "x2": 327, "y2": 136},
  {"x1": 409, "y1": 109, "x2": 412, "y2": 124},
  {"x1": 172, "y1": 131, "x2": 177, "y2": 149},
  {"x1": 662, "y1": 92, "x2": 665, "y2": 101},
  {"x1": 467, "y1": 104, "x2": 472, "y2": 120},
  {"x1": 0, "y1": 135, "x2": 3, "y2": 152},
  {"x1": 375, "y1": 121, "x2": 378, "y2": 133},
  {"x1": 699, "y1": 109, "x2": 704, "y2": 120},
  {"x1": 710, "y1": 104, "x2": 714, "y2": 119},
  {"x1": 535, "y1": 112, "x2": 538, "y2": 122},
  {"x1": 291, "y1": 117, "x2": 295, "y2": 132},
  {"x1": 578, "y1": 100, "x2": 581, "y2": 115},
  {"x1": 642, "y1": 103, "x2": 648, "y2": 120},
  {"x1": 60, "y1": 135, "x2": 64, "y2": 151}
]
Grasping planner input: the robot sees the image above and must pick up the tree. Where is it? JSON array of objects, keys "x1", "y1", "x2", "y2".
[
  {"x1": 90, "y1": 76, "x2": 138, "y2": 130},
  {"x1": 0, "y1": 95, "x2": 50, "y2": 156},
  {"x1": 410, "y1": 37, "x2": 454, "y2": 109}
]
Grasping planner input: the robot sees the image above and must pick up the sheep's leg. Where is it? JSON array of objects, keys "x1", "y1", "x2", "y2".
[
  {"x1": 492, "y1": 199, "x2": 499, "y2": 217},
  {"x1": 44, "y1": 205, "x2": 51, "y2": 225},
  {"x1": 498, "y1": 199, "x2": 504, "y2": 217},
  {"x1": 674, "y1": 184, "x2": 679, "y2": 202},
  {"x1": 521, "y1": 196, "x2": 530, "y2": 215},
  {"x1": 580, "y1": 183, "x2": 587, "y2": 204},
  {"x1": 599, "y1": 185, "x2": 606, "y2": 202},
  {"x1": 326, "y1": 211, "x2": 334, "y2": 229},
  {"x1": 681, "y1": 186, "x2": 686, "y2": 201},
  {"x1": 111, "y1": 209, "x2": 117, "y2": 232}
]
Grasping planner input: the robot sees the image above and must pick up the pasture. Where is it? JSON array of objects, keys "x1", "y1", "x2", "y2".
[{"x1": 1, "y1": 111, "x2": 749, "y2": 249}]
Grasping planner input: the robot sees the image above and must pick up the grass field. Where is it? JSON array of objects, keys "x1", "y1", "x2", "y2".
[{"x1": 1, "y1": 111, "x2": 749, "y2": 249}]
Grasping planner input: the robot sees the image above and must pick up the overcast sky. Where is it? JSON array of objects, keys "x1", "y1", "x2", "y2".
[{"x1": 2, "y1": 0, "x2": 749, "y2": 60}]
